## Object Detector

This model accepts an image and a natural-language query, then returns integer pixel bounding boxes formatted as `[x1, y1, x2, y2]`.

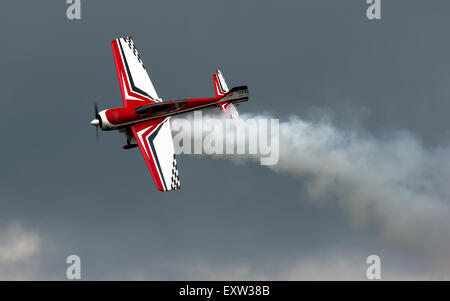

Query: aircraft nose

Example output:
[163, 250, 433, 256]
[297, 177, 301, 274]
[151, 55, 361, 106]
[90, 119, 100, 126]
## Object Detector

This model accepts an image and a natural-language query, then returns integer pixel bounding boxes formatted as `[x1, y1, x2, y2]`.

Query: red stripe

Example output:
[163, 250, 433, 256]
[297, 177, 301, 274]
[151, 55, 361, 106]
[131, 120, 166, 191]
[212, 74, 224, 97]
[111, 40, 154, 107]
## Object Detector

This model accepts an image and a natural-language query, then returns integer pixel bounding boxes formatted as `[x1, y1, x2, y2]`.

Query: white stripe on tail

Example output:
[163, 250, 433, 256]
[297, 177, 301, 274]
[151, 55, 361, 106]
[213, 69, 229, 97]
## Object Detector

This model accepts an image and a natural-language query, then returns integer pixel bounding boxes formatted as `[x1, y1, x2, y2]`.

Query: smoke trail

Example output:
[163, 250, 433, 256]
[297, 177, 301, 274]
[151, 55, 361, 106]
[171, 113, 450, 257]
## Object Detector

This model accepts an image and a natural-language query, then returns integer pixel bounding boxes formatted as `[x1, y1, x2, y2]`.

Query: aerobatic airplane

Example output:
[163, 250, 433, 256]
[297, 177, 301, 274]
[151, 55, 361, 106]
[90, 37, 249, 191]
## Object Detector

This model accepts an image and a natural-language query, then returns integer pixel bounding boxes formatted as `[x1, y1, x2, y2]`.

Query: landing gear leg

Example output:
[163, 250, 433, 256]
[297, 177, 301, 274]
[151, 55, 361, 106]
[122, 128, 138, 149]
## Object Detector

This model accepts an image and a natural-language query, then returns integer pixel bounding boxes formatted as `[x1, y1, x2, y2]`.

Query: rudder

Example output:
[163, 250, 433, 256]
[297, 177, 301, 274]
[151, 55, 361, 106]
[212, 69, 229, 97]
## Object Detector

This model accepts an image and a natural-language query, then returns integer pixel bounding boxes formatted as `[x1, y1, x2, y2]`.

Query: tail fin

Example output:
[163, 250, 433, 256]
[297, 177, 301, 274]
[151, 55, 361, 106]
[213, 69, 229, 97]
[213, 69, 249, 120]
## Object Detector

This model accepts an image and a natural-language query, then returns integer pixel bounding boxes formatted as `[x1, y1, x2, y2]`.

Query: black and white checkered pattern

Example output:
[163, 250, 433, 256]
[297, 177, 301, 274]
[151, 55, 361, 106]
[124, 36, 145, 69]
[170, 154, 181, 190]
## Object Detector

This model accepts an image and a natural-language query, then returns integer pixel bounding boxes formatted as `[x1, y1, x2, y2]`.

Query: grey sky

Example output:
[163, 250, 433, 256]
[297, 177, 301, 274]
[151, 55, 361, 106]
[1, 0, 450, 280]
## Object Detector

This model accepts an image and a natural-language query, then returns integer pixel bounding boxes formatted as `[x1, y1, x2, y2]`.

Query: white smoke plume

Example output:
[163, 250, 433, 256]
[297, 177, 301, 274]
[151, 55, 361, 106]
[172, 113, 450, 261]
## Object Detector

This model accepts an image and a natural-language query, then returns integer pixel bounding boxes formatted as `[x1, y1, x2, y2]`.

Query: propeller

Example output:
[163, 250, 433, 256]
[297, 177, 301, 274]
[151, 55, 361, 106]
[91, 102, 101, 142]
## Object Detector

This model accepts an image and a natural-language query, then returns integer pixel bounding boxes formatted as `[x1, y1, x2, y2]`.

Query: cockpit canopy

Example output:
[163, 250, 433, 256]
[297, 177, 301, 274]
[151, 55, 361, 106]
[135, 100, 187, 116]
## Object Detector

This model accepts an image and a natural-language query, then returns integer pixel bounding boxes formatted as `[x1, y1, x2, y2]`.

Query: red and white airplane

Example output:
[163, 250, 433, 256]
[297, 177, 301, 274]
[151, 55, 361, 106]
[90, 37, 248, 191]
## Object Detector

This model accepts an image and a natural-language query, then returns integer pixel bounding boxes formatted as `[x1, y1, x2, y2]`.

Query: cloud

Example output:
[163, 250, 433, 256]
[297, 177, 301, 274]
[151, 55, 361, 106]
[0, 223, 42, 280]
[282, 252, 439, 281]
[161, 262, 263, 281]
[123, 250, 440, 280]
[0, 224, 40, 263]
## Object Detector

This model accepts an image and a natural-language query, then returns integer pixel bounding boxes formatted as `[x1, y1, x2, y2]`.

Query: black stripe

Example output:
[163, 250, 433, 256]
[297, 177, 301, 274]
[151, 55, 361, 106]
[115, 100, 245, 130]
[147, 119, 169, 190]
[118, 40, 154, 101]
[217, 74, 227, 94]
[114, 94, 248, 130]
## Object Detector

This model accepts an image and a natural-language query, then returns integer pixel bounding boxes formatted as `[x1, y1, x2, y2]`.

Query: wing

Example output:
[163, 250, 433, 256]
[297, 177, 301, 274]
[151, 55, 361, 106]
[131, 117, 181, 191]
[111, 36, 161, 107]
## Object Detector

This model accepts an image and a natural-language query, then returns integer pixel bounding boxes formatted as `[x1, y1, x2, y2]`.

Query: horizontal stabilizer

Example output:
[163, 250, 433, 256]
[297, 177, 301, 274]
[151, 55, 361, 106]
[219, 102, 239, 120]
[220, 86, 249, 103]
[218, 86, 248, 120]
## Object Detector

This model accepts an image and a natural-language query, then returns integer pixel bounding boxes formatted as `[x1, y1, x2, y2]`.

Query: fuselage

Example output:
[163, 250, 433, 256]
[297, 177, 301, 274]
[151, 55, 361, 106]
[96, 96, 228, 131]
[91, 85, 249, 132]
